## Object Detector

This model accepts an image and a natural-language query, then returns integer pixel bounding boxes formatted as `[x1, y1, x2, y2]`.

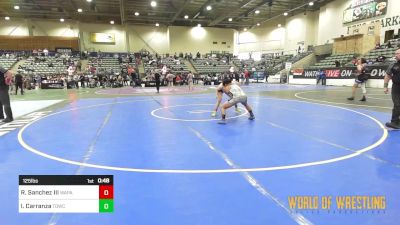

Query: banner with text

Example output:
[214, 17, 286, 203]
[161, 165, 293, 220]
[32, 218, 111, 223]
[292, 65, 387, 79]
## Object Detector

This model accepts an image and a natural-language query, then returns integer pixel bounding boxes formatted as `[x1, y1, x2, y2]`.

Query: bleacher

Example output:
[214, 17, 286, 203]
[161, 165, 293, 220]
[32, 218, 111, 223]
[89, 57, 121, 73]
[360, 38, 400, 65]
[20, 56, 79, 75]
[0, 57, 18, 70]
[383, 38, 400, 49]
[289, 51, 313, 63]
[191, 58, 231, 74]
[308, 53, 356, 69]
[233, 54, 293, 75]
[144, 57, 190, 74]
[363, 48, 397, 64]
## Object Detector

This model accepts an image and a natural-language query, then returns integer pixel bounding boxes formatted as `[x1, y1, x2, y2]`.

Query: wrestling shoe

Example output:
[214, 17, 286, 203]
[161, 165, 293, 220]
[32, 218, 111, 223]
[2, 118, 13, 123]
[218, 119, 227, 124]
[385, 122, 400, 129]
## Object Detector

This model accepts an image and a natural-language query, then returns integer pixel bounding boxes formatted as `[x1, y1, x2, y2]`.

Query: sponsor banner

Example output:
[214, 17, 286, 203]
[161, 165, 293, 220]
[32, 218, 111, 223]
[90, 33, 115, 44]
[292, 69, 304, 76]
[292, 65, 387, 79]
[368, 65, 387, 79]
[343, 0, 387, 24]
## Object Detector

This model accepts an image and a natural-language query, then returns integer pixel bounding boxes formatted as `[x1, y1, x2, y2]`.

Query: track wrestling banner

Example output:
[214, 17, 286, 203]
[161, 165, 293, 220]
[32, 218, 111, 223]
[292, 65, 387, 79]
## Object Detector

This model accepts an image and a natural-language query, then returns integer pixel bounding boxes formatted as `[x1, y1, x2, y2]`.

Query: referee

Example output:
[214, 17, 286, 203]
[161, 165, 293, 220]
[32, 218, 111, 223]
[384, 48, 400, 129]
[0, 66, 14, 123]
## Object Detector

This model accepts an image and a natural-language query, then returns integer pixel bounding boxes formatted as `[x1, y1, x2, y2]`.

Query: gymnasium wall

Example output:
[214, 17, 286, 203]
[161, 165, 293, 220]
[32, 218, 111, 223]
[284, 11, 319, 54]
[380, 0, 400, 39]
[236, 22, 285, 54]
[169, 26, 234, 54]
[316, 0, 349, 45]
[0, 20, 29, 36]
[32, 21, 79, 37]
[128, 25, 169, 54]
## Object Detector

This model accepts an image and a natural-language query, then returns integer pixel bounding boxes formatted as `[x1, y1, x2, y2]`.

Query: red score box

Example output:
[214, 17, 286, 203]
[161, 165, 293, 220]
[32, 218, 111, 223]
[99, 185, 114, 199]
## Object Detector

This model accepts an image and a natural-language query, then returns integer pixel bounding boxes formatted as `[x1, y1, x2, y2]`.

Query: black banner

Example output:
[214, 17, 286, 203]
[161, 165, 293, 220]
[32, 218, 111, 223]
[41, 82, 64, 89]
[292, 65, 387, 79]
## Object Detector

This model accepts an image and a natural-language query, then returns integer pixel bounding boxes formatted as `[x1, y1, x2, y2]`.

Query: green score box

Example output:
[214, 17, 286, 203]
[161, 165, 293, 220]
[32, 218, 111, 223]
[99, 199, 114, 213]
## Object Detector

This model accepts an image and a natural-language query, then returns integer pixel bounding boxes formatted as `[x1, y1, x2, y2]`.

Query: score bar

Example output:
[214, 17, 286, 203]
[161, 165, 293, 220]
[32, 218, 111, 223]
[19, 175, 114, 213]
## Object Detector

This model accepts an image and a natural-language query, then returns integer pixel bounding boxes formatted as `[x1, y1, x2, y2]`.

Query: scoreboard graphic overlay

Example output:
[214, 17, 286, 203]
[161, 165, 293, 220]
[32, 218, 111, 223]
[19, 175, 114, 213]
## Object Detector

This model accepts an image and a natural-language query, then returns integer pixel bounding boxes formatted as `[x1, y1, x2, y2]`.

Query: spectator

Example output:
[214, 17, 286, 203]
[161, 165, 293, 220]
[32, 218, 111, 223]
[43, 48, 49, 56]
[155, 71, 161, 93]
[387, 41, 392, 48]
[0, 67, 13, 123]
[175, 74, 182, 85]
[166, 73, 175, 89]
[14, 73, 24, 95]
[316, 69, 326, 85]
[187, 72, 194, 91]
[376, 55, 386, 62]
[244, 69, 250, 85]
[351, 57, 357, 65]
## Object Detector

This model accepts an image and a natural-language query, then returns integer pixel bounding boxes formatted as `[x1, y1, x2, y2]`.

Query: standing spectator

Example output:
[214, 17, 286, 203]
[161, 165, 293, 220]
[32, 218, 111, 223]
[175, 74, 182, 86]
[383, 48, 400, 129]
[166, 73, 175, 90]
[43, 48, 49, 56]
[79, 73, 85, 88]
[128, 66, 136, 87]
[0, 67, 13, 123]
[8, 74, 14, 95]
[316, 69, 326, 85]
[234, 72, 240, 82]
[76, 61, 82, 71]
[161, 65, 168, 76]
[155, 71, 161, 93]
[187, 72, 194, 91]
[244, 69, 250, 85]
[36, 74, 42, 89]
[15, 73, 24, 95]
